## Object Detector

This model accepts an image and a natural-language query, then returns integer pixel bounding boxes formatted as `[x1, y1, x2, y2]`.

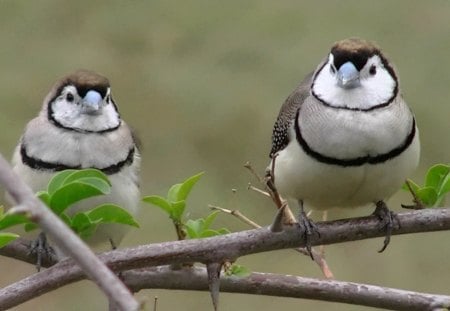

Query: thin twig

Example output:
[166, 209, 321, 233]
[209, 205, 261, 228]
[243, 161, 266, 185]
[0, 153, 139, 311]
[247, 183, 271, 197]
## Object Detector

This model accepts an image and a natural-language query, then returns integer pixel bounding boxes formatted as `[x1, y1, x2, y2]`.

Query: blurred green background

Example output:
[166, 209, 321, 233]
[0, 1, 449, 310]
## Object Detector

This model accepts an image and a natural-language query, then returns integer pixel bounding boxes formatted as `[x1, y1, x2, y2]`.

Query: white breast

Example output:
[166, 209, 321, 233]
[272, 97, 420, 210]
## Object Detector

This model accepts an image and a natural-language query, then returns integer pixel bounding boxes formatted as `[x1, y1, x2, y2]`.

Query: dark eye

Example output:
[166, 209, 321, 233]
[369, 65, 377, 75]
[66, 93, 74, 102]
[330, 64, 336, 74]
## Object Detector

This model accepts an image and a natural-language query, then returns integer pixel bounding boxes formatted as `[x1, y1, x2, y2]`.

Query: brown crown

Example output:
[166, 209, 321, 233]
[54, 69, 110, 99]
[330, 38, 383, 71]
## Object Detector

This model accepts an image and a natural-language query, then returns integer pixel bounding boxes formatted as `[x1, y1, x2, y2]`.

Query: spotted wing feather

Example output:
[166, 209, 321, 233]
[270, 72, 314, 157]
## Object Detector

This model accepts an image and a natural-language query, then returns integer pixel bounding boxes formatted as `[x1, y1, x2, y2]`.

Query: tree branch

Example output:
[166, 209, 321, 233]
[122, 266, 450, 311]
[0, 154, 139, 311]
[1, 208, 450, 309]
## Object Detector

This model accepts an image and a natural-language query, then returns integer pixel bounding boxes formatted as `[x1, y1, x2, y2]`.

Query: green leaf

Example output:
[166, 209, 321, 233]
[185, 218, 203, 238]
[59, 213, 72, 227]
[85, 204, 139, 227]
[228, 264, 251, 277]
[425, 164, 450, 189]
[402, 179, 420, 193]
[47, 170, 77, 195]
[0, 232, 19, 248]
[71, 213, 99, 239]
[200, 229, 222, 238]
[203, 211, 219, 230]
[63, 169, 111, 187]
[170, 200, 186, 221]
[166, 172, 204, 202]
[439, 174, 450, 197]
[78, 225, 99, 240]
[167, 183, 182, 203]
[142, 195, 172, 215]
[49, 178, 111, 215]
[416, 187, 438, 206]
[177, 172, 204, 201]
[71, 212, 101, 240]
[36, 191, 51, 206]
[0, 213, 30, 230]
[71, 213, 95, 231]
[217, 228, 231, 235]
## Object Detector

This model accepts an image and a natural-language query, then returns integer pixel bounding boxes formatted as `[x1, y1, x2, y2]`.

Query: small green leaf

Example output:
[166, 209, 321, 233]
[0, 232, 20, 248]
[200, 229, 222, 238]
[71, 213, 94, 231]
[47, 170, 77, 195]
[167, 183, 182, 203]
[185, 225, 198, 239]
[185, 219, 203, 238]
[49, 179, 111, 215]
[425, 164, 450, 189]
[203, 211, 219, 230]
[416, 187, 438, 207]
[63, 169, 111, 186]
[78, 225, 99, 240]
[142, 195, 172, 215]
[228, 264, 251, 277]
[0, 213, 30, 230]
[37, 191, 51, 206]
[170, 200, 186, 221]
[177, 172, 204, 201]
[71, 213, 99, 239]
[59, 213, 72, 227]
[438, 174, 450, 197]
[86, 204, 139, 227]
[217, 228, 231, 235]
[200, 228, 230, 238]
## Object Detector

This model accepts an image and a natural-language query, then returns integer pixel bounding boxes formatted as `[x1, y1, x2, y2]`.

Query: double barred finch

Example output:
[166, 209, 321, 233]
[12, 70, 141, 251]
[268, 38, 420, 253]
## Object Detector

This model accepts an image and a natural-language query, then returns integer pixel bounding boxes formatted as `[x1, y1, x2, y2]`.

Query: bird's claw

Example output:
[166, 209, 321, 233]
[298, 209, 320, 260]
[373, 201, 399, 253]
[28, 232, 56, 271]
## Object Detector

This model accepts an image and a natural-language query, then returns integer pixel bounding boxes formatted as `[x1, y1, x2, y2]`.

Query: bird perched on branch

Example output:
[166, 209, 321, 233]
[11, 70, 141, 255]
[268, 38, 420, 254]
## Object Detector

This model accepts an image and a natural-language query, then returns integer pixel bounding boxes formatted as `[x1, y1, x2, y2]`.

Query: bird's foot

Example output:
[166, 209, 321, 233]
[298, 209, 320, 260]
[373, 201, 399, 253]
[28, 232, 57, 271]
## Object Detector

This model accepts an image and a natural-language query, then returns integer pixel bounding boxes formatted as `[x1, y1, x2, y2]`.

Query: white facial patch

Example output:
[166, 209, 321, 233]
[312, 54, 397, 110]
[50, 85, 121, 132]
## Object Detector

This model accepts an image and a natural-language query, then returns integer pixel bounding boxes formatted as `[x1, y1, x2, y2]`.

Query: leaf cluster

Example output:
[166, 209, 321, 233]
[0, 169, 138, 243]
[405, 164, 450, 207]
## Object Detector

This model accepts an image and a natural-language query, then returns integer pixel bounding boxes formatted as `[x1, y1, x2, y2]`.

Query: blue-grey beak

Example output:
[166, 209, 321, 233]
[82, 90, 103, 114]
[337, 62, 360, 89]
